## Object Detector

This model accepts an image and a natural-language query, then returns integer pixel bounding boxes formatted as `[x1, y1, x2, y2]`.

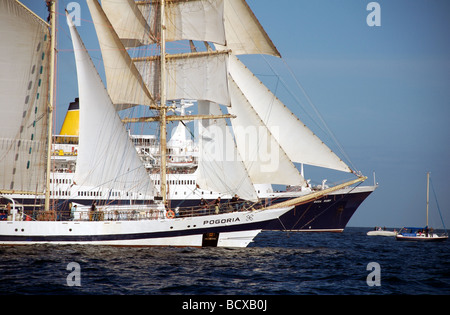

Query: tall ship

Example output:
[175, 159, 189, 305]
[40, 97, 375, 233]
[0, 0, 374, 247]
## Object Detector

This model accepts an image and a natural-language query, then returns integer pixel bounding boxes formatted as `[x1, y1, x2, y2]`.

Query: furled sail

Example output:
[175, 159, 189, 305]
[0, 0, 50, 194]
[67, 13, 154, 197]
[86, 0, 155, 110]
[196, 101, 258, 201]
[229, 55, 352, 173]
[228, 78, 306, 186]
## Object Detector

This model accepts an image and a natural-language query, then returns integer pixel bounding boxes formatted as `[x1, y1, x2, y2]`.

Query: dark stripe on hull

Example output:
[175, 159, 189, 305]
[0, 221, 264, 243]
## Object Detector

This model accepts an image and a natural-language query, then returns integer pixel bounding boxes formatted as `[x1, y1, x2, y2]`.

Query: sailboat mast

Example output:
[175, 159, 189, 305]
[426, 172, 430, 227]
[159, 0, 168, 205]
[45, 0, 57, 212]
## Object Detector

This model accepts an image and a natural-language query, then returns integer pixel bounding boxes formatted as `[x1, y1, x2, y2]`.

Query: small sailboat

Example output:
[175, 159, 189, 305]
[396, 173, 448, 242]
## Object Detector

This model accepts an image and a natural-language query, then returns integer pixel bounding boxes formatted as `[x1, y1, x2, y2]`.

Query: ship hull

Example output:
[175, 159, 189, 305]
[0, 207, 291, 248]
[2, 186, 375, 233]
[395, 235, 448, 242]
[263, 186, 375, 232]
[167, 186, 375, 232]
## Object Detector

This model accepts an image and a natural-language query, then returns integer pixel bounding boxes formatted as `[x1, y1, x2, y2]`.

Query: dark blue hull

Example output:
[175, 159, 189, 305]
[264, 189, 374, 232]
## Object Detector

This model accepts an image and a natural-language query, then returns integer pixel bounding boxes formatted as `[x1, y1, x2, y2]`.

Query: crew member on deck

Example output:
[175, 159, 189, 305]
[214, 197, 221, 214]
[200, 198, 207, 215]
[90, 201, 97, 221]
[231, 194, 240, 211]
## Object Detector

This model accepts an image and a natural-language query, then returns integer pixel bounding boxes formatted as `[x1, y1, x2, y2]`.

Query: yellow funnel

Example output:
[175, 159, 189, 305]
[60, 98, 79, 136]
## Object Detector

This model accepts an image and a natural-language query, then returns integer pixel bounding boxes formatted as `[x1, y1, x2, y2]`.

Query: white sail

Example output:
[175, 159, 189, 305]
[229, 55, 352, 173]
[100, 0, 156, 48]
[0, 0, 50, 193]
[103, 0, 226, 47]
[134, 51, 230, 105]
[196, 101, 257, 201]
[215, 0, 280, 57]
[161, 0, 226, 45]
[102, 0, 278, 57]
[228, 78, 305, 186]
[67, 14, 154, 197]
[86, 0, 155, 110]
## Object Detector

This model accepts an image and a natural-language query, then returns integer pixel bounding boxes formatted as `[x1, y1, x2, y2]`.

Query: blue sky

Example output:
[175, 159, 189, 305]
[22, 0, 450, 229]
[247, 0, 450, 229]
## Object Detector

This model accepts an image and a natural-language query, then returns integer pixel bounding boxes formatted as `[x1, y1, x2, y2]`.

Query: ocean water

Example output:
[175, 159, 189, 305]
[0, 228, 449, 295]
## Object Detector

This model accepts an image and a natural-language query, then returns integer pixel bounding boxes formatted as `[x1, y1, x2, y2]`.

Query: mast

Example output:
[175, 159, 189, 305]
[45, 0, 57, 212]
[426, 172, 430, 227]
[159, 0, 168, 205]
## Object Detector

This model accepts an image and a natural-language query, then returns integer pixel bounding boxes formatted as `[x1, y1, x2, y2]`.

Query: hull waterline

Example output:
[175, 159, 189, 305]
[395, 235, 448, 242]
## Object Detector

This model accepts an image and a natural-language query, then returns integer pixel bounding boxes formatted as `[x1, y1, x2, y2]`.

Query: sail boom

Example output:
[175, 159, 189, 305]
[132, 50, 231, 63]
[265, 177, 368, 210]
[122, 114, 236, 123]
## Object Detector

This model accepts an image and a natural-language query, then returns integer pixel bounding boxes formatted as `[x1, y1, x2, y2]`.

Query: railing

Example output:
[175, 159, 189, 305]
[1, 200, 267, 222]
